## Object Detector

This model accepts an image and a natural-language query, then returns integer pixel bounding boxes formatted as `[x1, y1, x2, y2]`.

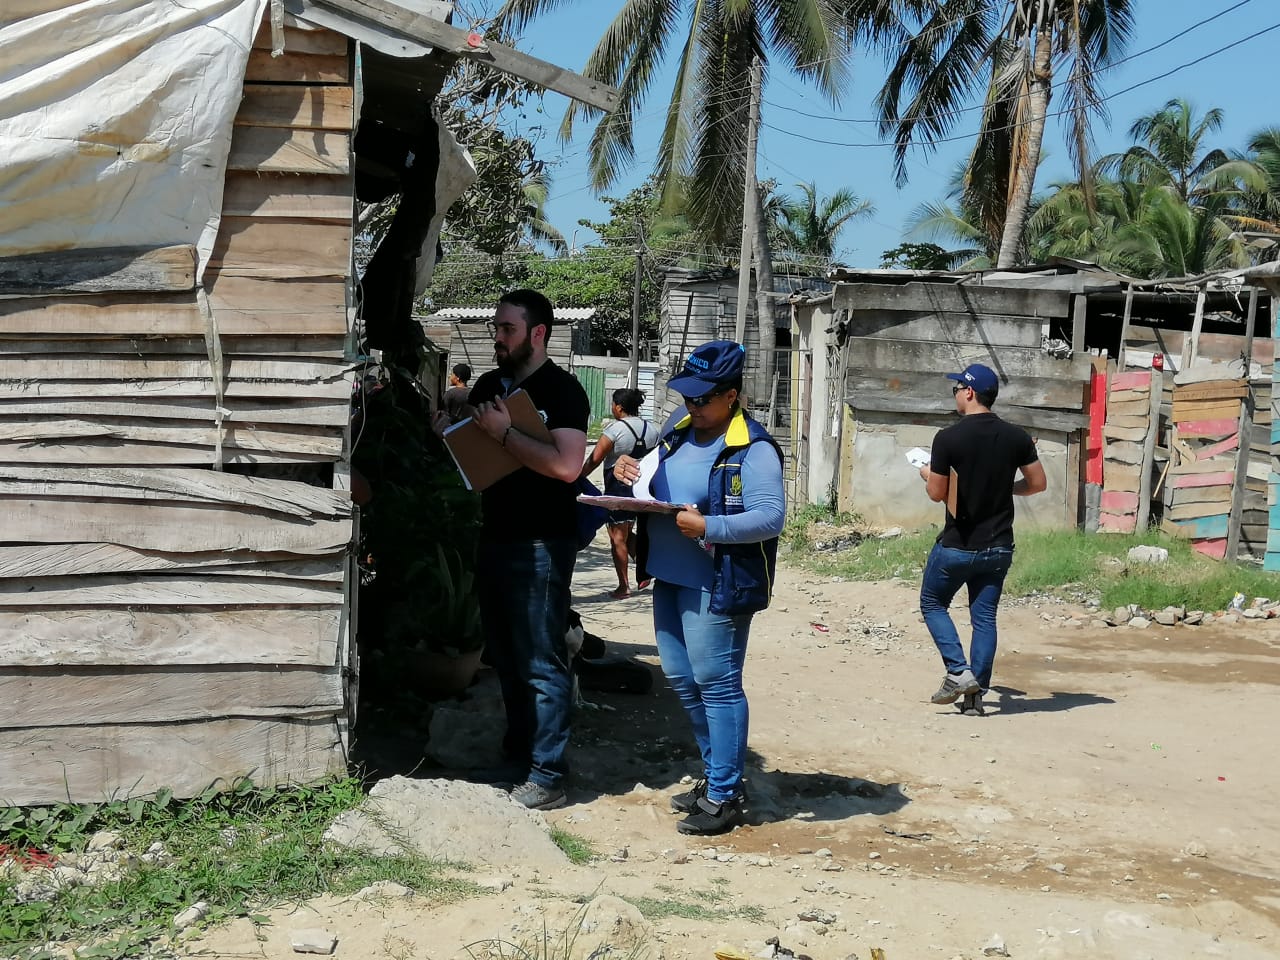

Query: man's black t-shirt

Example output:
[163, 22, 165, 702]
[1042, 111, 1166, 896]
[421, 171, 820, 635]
[930, 412, 1038, 550]
[468, 359, 589, 543]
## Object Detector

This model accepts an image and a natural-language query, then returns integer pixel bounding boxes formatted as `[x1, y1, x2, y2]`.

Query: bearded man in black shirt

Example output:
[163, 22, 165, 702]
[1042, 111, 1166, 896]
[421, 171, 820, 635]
[918, 364, 1047, 716]
[434, 290, 589, 808]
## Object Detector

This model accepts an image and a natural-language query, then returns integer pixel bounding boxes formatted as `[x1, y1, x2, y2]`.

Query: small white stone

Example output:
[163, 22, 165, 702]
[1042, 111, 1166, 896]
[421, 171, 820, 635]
[86, 830, 123, 852]
[814, 847, 833, 858]
[1156, 892, 1172, 901]
[982, 933, 1010, 957]
[291, 928, 338, 954]
[868, 852, 881, 860]
[172, 901, 209, 931]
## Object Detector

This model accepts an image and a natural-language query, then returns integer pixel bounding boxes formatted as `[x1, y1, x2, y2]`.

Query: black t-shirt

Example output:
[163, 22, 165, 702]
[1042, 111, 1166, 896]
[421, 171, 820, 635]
[930, 412, 1038, 550]
[468, 360, 589, 543]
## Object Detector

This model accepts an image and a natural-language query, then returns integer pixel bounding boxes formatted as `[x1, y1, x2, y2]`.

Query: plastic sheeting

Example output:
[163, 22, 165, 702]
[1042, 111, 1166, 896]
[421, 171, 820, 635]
[0, 0, 269, 270]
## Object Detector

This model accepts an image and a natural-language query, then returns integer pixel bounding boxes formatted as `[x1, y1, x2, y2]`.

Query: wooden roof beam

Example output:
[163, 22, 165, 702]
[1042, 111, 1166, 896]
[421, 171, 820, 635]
[310, 0, 620, 112]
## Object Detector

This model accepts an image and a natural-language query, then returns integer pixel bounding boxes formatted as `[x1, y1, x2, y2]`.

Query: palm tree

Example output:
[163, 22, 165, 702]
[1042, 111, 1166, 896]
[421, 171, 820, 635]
[518, 163, 568, 253]
[774, 181, 874, 266]
[847, 0, 1135, 268]
[495, 0, 850, 248]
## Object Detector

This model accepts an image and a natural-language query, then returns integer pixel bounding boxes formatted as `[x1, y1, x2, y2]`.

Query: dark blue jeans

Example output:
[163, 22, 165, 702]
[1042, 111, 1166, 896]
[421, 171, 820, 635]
[478, 538, 577, 789]
[652, 581, 753, 804]
[919, 543, 1014, 691]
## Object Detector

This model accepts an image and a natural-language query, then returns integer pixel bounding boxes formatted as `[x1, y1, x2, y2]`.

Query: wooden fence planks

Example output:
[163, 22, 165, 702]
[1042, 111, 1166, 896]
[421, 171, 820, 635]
[0, 245, 197, 296]
[221, 172, 354, 220]
[0, 718, 345, 806]
[0, 575, 342, 607]
[0, 608, 340, 667]
[234, 84, 354, 130]
[245, 50, 350, 84]
[834, 282, 1071, 318]
[0, 543, 344, 580]
[208, 217, 351, 279]
[844, 311, 1045, 349]
[226, 127, 350, 175]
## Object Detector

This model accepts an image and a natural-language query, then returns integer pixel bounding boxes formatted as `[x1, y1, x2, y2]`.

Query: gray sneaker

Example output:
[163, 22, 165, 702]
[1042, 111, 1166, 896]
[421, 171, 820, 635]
[931, 670, 980, 704]
[959, 692, 986, 716]
[510, 780, 567, 811]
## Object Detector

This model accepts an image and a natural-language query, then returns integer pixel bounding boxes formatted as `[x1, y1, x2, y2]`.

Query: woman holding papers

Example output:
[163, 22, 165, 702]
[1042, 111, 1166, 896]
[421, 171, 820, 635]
[580, 388, 659, 599]
[613, 340, 785, 836]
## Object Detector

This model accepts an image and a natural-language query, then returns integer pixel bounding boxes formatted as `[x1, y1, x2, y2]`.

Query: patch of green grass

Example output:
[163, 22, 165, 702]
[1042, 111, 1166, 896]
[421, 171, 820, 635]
[627, 880, 765, 923]
[785, 519, 1280, 611]
[0, 778, 474, 960]
[548, 827, 595, 865]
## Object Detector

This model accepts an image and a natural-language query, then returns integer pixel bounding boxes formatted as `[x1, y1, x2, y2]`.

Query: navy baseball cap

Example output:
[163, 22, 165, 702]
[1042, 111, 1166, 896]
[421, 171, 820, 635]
[668, 340, 746, 396]
[946, 363, 999, 396]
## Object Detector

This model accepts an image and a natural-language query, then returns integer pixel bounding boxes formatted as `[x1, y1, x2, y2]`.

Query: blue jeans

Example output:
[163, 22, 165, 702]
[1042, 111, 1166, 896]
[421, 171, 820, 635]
[919, 543, 1014, 691]
[478, 538, 577, 789]
[652, 581, 753, 803]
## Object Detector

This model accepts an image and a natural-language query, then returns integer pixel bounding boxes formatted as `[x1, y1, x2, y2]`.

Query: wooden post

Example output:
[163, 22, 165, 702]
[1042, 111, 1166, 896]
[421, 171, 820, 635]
[629, 227, 643, 389]
[1242, 287, 1259, 380]
[1226, 288, 1260, 560]
[1116, 284, 1134, 371]
[1070, 293, 1087, 355]
[733, 56, 762, 353]
[1184, 285, 1206, 370]
[1136, 372, 1162, 531]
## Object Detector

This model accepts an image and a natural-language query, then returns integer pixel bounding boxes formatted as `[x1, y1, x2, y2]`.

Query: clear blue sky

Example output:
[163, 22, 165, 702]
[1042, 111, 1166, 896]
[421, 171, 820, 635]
[470, 0, 1278, 266]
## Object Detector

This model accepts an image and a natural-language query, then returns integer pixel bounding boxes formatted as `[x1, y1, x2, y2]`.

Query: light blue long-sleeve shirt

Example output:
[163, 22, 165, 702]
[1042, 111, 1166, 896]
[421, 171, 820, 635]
[645, 434, 786, 591]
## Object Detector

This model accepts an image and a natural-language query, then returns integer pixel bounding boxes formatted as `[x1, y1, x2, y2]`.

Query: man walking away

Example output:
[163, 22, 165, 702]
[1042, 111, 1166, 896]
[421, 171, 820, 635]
[443, 362, 472, 423]
[918, 363, 1046, 716]
[434, 290, 589, 808]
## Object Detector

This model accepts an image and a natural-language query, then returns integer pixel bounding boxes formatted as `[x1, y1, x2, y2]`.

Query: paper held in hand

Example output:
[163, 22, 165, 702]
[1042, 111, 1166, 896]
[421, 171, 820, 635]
[442, 389, 552, 491]
[578, 448, 683, 514]
[905, 446, 931, 469]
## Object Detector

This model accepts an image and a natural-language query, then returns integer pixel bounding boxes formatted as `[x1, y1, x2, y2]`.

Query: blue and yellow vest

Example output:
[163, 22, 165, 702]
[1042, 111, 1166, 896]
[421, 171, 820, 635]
[636, 408, 783, 616]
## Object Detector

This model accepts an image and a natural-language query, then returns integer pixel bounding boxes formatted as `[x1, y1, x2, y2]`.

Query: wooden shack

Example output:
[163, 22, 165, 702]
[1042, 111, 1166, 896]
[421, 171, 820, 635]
[0, 0, 615, 804]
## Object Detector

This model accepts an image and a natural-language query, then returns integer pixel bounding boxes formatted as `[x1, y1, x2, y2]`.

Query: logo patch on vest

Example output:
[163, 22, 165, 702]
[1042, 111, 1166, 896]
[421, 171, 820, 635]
[730, 475, 743, 497]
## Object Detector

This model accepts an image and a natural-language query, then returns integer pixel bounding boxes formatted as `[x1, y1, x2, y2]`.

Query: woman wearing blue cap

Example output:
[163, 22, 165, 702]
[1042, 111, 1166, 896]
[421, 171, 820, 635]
[613, 340, 785, 835]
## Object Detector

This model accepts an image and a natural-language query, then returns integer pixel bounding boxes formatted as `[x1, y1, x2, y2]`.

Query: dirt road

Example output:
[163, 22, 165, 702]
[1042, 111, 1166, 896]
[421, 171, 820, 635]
[191, 541, 1280, 960]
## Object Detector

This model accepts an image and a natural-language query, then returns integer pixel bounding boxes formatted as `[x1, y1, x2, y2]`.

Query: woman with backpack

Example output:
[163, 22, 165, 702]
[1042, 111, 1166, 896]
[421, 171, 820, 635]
[580, 387, 659, 599]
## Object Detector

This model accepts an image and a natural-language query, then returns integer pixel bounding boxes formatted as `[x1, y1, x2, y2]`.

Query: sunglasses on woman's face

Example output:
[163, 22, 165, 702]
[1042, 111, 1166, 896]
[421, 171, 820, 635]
[685, 388, 726, 408]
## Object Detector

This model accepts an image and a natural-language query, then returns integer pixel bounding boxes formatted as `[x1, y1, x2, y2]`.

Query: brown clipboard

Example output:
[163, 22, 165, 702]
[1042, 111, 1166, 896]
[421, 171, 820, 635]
[442, 388, 553, 491]
[946, 467, 959, 518]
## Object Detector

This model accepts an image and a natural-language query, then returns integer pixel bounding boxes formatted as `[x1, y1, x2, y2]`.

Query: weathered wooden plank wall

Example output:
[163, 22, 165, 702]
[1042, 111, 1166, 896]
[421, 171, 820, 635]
[834, 281, 1088, 530]
[0, 15, 357, 804]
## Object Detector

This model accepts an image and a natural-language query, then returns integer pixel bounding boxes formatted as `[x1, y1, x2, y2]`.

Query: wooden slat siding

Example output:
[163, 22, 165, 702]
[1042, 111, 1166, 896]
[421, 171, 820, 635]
[0, 378, 351, 402]
[0, 398, 348, 427]
[1106, 414, 1148, 429]
[234, 85, 354, 130]
[0, 355, 350, 382]
[0, 245, 196, 296]
[1191, 538, 1229, 559]
[844, 396, 1087, 432]
[222, 172, 354, 219]
[0, 335, 348, 357]
[834, 282, 1071, 318]
[1104, 463, 1141, 493]
[1169, 499, 1232, 521]
[1128, 326, 1276, 364]
[1177, 418, 1240, 438]
[1099, 513, 1137, 532]
[0, 717, 344, 806]
[1183, 432, 1242, 461]
[1171, 381, 1249, 401]
[0, 293, 348, 337]
[1163, 515, 1231, 539]
[0, 441, 336, 467]
[1170, 485, 1233, 506]
[0, 575, 341, 607]
[245, 50, 350, 83]
[848, 339, 1091, 380]
[208, 218, 351, 278]
[1110, 371, 1151, 391]
[1100, 490, 1139, 512]
[844, 311, 1045, 349]
[0, 666, 342, 728]
[1106, 399, 1151, 418]
[0, 544, 343, 580]
[1170, 470, 1236, 489]
[252, 21, 349, 55]
[3, 500, 350, 553]
[0, 608, 340, 667]
[1104, 441, 1145, 465]
[226, 127, 350, 175]
[1103, 424, 1147, 442]
[1172, 399, 1245, 421]
[0, 420, 343, 458]
[0, 467, 350, 515]
[845, 371, 1086, 410]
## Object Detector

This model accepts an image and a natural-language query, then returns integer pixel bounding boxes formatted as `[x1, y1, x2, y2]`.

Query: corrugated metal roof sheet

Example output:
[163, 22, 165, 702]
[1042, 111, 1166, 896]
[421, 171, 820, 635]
[424, 306, 597, 322]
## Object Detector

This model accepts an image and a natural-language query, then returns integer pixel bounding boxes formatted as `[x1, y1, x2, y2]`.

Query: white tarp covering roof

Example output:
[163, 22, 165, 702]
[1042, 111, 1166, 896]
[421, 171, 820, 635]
[0, 0, 269, 269]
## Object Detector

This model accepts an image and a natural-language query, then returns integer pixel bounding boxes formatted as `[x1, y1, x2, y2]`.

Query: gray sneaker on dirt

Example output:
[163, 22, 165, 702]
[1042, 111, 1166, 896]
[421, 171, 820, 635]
[959, 692, 986, 716]
[931, 670, 980, 704]
[510, 781, 567, 811]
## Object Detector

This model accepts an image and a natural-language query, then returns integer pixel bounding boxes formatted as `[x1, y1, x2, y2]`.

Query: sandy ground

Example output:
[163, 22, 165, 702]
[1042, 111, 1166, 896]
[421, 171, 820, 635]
[187, 537, 1280, 960]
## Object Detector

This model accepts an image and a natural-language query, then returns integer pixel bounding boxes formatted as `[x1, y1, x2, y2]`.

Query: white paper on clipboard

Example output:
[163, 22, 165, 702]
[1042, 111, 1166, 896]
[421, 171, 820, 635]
[632, 447, 662, 501]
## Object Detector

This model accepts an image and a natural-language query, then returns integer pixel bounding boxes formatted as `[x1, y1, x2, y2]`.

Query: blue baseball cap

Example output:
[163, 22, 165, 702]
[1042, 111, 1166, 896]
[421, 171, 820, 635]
[668, 340, 747, 396]
[946, 363, 999, 396]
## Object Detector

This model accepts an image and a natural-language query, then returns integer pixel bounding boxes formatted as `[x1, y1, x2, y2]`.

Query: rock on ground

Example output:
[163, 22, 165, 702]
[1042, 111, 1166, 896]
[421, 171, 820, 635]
[323, 776, 567, 870]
